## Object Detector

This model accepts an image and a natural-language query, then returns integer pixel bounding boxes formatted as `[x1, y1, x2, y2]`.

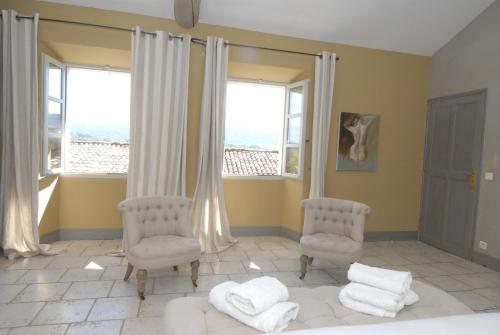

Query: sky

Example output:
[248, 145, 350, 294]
[66, 67, 131, 140]
[225, 81, 286, 150]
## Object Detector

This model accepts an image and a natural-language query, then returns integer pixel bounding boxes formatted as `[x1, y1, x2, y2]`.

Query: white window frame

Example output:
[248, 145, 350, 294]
[282, 80, 309, 179]
[223, 78, 286, 179]
[42, 58, 131, 176]
[62, 64, 131, 176]
[42, 53, 66, 176]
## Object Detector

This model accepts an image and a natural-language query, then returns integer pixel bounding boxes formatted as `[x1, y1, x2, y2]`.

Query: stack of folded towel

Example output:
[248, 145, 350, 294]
[338, 262, 420, 318]
[209, 276, 299, 333]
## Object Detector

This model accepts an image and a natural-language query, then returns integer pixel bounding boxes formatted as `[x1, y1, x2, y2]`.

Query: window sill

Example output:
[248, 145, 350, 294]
[223, 175, 285, 181]
[61, 173, 127, 179]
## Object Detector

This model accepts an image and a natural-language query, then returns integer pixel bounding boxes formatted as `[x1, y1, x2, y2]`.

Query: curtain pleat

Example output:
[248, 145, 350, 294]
[192, 36, 236, 253]
[127, 28, 191, 198]
[309, 51, 336, 198]
[0, 10, 40, 258]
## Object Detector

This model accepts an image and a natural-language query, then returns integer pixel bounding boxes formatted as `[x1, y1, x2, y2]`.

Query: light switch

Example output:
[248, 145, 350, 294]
[485, 172, 494, 181]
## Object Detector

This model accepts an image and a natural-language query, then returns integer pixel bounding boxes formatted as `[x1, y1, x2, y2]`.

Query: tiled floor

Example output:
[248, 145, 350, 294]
[1, 236, 500, 334]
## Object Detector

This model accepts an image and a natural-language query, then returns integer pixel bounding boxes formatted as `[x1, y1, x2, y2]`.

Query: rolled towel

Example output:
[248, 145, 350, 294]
[226, 276, 289, 315]
[348, 263, 412, 295]
[209, 281, 299, 333]
[340, 282, 419, 313]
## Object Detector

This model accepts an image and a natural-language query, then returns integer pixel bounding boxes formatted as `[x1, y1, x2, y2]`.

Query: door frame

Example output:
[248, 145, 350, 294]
[419, 89, 487, 259]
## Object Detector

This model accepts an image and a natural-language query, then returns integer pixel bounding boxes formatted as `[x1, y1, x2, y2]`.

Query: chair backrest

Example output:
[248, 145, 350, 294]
[118, 196, 193, 242]
[301, 197, 370, 242]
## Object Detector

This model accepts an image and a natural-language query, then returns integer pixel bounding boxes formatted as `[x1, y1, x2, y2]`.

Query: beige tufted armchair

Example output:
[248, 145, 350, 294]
[118, 196, 201, 299]
[299, 198, 370, 279]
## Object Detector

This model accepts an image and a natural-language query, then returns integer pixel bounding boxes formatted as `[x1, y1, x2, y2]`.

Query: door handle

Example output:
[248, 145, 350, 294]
[467, 168, 477, 190]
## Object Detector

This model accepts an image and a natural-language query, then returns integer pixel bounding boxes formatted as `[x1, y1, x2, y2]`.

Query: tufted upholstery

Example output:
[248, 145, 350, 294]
[300, 198, 370, 268]
[163, 280, 473, 335]
[118, 196, 201, 299]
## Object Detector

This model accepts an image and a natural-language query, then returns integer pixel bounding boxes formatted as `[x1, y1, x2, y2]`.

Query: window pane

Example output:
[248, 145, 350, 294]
[48, 64, 62, 99]
[224, 81, 285, 176]
[48, 100, 63, 133]
[287, 116, 301, 144]
[66, 67, 131, 174]
[288, 86, 303, 115]
[47, 135, 62, 170]
[285, 147, 299, 175]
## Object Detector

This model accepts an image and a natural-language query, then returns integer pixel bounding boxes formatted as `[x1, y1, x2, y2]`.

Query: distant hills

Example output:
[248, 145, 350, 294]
[70, 122, 280, 150]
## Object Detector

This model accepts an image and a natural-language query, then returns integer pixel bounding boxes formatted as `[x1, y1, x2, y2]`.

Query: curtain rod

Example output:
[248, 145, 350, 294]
[7, 14, 339, 61]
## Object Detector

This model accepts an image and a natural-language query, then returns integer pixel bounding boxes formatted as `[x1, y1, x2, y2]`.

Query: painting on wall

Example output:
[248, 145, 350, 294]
[337, 112, 380, 171]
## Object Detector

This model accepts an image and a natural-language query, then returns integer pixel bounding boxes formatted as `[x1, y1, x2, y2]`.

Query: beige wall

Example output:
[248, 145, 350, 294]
[2, 0, 430, 237]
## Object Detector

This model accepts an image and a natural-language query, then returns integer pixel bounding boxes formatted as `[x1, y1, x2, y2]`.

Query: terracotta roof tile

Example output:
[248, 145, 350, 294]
[68, 141, 279, 176]
[223, 148, 279, 176]
[68, 140, 128, 174]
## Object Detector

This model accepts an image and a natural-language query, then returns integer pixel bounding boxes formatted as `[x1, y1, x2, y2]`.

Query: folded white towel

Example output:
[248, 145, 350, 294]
[226, 276, 289, 315]
[348, 263, 412, 295]
[209, 281, 299, 333]
[339, 290, 397, 318]
[340, 282, 419, 313]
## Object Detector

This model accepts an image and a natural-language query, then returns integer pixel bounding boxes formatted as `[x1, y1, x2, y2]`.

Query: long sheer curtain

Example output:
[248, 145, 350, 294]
[127, 28, 191, 198]
[309, 51, 336, 198]
[192, 36, 236, 253]
[0, 10, 41, 258]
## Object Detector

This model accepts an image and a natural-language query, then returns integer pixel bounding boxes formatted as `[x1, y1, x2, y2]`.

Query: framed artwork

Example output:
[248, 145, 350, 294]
[337, 112, 379, 171]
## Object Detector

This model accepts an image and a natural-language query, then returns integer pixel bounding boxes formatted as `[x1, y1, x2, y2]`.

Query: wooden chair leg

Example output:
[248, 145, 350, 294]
[299, 255, 308, 280]
[307, 257, 314, 265]
[136, 269, 147, 300]
[124, 263, 134, 281]
[191, 260, 200, 287]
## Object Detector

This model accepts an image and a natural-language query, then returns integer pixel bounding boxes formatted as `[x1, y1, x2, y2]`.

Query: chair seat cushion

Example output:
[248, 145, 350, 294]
[300, 233, 362, 255]
[163, 280, 473, 335]
[130, 235, 200, 260]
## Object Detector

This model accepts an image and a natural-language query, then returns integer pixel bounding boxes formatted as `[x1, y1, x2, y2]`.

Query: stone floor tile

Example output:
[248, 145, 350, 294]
[16, 269, 66, 284]
[8, 324, 68, 335]
[121, 317, 164, 335]
[32, 299, 94, 325]
[59, 268, 104, 282]
[243, 259, 278, 273]
[211, 261, 246, 275]
[423, 275, 472, 292]
[88, 297, 140, 321]
[0, 284, 26, 303]
[0, 270, 27, 284]
[14, 283, 70, 302]
[64, 280, 114, 300]
[138, 294, 183, 318]
[109, 279, 153, 297]
[66, 320, 122, 335]
[8, 256, 54, 270]
[0, 302, 45, 328]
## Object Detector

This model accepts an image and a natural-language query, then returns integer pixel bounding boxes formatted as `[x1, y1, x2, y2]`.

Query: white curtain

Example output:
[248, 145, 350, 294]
[127, 27, 191, 198]
[309, 51, 336, 198]
[192, 36, 236, 253]
[0, 10, 41, 258]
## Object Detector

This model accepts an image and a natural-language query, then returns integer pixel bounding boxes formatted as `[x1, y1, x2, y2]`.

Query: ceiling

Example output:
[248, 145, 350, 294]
[42, 0, 495, 56]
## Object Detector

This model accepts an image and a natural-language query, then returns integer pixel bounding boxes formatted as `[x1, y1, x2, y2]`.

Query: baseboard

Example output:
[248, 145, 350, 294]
[41, 227, 417, 244]
[472, 252, 500, 272]
[59, 229, 123, 240]
[231, 226, 282, 237]
[39, 230, 60, 244]
[364, 231, 418, 241]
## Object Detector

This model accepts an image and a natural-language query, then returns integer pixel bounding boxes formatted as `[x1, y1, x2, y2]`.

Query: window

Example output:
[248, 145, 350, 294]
[42, 55, 66, 174]
[224, 79, 308, 178]
[283, 82, 308, 177]
[42, 55, 131, 175]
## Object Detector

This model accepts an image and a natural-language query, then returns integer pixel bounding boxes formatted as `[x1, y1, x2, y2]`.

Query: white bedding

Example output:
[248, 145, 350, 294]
[276, 313, 500, 335]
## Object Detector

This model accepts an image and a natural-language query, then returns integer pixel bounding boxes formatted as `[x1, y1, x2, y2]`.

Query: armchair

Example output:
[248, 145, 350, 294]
[299, 197, 370, 279]
[118, 196, 201, 299]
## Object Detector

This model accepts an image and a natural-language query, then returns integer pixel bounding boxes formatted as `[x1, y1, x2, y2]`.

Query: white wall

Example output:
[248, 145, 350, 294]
[429, 1, 500, 260]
